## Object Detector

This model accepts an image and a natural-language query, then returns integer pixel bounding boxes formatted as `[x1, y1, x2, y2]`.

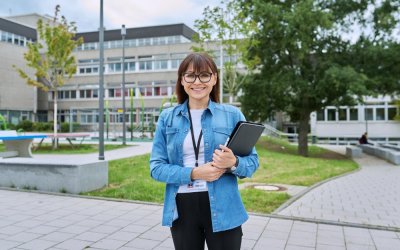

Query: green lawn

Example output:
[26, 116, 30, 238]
[84, 137, 358, 214]
[0, 142, 128, 154]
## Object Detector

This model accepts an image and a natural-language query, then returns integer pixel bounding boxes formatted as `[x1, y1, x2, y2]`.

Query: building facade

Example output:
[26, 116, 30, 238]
[0, 14, 221, 135]
[310, 96, 399, 144]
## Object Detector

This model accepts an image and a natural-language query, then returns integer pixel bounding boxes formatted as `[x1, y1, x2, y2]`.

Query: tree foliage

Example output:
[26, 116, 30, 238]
[193, 1, 259, 103]
[14, 5, 83, 148]
[236, 0, 400, 156]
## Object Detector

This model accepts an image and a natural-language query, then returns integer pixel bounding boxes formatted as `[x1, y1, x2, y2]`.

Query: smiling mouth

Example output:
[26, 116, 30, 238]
[191, 87, 206, 91]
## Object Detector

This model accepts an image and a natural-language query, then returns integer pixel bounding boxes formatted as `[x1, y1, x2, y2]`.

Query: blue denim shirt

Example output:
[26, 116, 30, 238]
[150, 100, 259, 232]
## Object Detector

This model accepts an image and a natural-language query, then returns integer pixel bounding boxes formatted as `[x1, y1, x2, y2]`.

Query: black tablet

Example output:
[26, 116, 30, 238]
[227, 121, 265, 156]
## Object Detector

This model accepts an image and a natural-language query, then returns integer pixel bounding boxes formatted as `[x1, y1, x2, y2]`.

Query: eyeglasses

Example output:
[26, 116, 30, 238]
[182, 72, 213, 83]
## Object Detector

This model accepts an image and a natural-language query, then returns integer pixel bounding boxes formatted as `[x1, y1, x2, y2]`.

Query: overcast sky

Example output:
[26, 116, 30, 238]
[0, 0, 221, 32]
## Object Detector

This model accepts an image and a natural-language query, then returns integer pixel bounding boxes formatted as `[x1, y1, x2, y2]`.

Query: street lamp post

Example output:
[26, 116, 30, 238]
[121, 24, 126, 145]
[98, 0, 105, 160]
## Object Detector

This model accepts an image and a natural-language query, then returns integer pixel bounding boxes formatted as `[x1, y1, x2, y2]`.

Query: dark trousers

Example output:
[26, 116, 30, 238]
[170, 192, 242, 250]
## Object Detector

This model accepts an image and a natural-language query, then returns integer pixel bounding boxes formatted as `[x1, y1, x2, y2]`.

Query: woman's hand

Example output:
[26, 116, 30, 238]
[191, 162, 225, 182]
[211, 145, 236, 169]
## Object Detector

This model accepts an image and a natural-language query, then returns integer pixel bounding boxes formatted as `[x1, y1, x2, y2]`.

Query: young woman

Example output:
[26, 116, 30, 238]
[150, 52, 259, 250]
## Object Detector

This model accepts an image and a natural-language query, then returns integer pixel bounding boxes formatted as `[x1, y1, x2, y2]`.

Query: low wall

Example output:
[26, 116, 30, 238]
[359, 145, 400, 165]
[0, 160, 108, 194]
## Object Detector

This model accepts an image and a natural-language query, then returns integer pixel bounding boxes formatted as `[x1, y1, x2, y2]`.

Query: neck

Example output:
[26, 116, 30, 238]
[188, 98, 209, 110]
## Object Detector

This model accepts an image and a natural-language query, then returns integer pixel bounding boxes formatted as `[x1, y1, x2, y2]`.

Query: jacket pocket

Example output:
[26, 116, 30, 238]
[212, 127, 233, 147]
[166, 127, 180, 153]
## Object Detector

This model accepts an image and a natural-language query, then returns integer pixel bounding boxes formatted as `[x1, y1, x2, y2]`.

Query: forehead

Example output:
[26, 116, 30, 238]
[185, 62, 211, 73]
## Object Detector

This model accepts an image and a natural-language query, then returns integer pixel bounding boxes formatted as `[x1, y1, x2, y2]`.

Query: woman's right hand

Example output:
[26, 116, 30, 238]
[191, 162, 225, 182]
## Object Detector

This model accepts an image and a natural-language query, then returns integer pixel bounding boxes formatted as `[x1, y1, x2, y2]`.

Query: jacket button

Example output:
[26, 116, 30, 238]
[213, 213, 216, 217]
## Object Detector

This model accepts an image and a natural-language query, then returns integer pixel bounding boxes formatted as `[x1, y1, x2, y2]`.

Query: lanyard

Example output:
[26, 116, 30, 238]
[187, 103, 203, 167]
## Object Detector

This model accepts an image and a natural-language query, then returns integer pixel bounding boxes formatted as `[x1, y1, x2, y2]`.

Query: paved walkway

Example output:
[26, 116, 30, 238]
[0, 144, 400, 249]
[277, 147, 400, 229]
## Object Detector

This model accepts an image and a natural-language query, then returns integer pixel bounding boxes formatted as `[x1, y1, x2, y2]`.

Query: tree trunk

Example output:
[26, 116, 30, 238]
[53, 91, 58, 149]
[297, 112, 310, 157]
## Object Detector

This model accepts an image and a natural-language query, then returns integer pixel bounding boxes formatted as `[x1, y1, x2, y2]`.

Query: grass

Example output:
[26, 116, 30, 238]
[84, 137, 358, 214]
[0, 142, 128, 154]
[84, 154, 165, 202]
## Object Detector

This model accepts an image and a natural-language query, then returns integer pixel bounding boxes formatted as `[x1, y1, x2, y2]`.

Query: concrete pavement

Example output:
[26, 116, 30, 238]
[0, 144, 399, 249]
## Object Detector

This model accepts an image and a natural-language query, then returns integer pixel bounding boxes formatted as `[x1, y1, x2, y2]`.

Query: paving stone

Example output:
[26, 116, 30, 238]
[74, 231, 108, 242]
[125, 237, 160, 249]
[18, 239, 57, 250]
[39, 231, 76, 242]
[90, 238, 127, 249]
[53, 239, 92, 249]
[5, 232, 42, 243]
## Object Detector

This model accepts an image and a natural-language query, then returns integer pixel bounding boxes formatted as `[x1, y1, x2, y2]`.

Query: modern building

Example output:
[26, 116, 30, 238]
[0, 13, 220, 136]
[310, 96, 399, 144]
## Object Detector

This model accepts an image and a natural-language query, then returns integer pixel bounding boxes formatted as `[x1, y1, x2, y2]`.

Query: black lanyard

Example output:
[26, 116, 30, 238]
[187, 103, 203, 167]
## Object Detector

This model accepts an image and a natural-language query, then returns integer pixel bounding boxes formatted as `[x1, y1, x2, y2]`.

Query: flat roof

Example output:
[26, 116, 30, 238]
[0, 17, 37, 40]
[75, 23, 197, 43]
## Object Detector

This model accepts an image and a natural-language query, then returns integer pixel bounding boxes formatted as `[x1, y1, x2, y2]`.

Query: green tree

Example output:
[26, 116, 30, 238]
[193, 0, 259, 103]
[236, 0, 400, 156]
[14, 5, 83, 148]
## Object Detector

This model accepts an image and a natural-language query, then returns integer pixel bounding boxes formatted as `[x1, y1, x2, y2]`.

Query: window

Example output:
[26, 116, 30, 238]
[79, 89, 98, 98]
[317, 110, 325, 121]
[154, 60, 168, 70]
[388, 107, 397, 120]
[349, 108, 358, 121]
[139, 56, 152, 70]
[327, 109, 336, 121]
[171, 53, 186, 69]
[108, 89, 115, 98]
[376, 108, 385, 121]
[365, 108, 373, 120]
[338, 109, 347, 121]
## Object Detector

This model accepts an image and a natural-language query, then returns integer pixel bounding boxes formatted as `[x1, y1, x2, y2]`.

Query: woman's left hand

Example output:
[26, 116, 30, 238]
[212, 145, 236, 169]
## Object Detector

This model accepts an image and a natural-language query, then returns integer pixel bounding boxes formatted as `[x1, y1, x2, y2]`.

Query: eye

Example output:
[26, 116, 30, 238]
[199, 73, 211, 78]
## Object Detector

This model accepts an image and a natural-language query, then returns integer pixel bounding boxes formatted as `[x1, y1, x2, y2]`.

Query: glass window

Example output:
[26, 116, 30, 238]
[71, 90, 76, 99]
[93, 89, 99, 98]
[388, 107, 397, 120]
[376, 108, 385, 120]
[86, 90, 92, 98]
[327, 109, 336, 121]
[108, 89, 115, 98]
[338, 109, 347, 121]
[317, 110, 325, 121]
[349, 108, 358, 121]
[365, 108, 373, 120]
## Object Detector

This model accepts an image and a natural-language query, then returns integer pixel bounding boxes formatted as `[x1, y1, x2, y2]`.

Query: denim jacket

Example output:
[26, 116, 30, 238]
[150, 100, 259, 232]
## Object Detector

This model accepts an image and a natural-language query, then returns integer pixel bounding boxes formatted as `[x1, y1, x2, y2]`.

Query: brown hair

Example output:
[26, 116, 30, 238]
[175, 52, 220, 104]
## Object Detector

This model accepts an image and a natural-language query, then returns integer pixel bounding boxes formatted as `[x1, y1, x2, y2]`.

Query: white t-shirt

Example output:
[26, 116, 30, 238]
[178, 109, 208, 193]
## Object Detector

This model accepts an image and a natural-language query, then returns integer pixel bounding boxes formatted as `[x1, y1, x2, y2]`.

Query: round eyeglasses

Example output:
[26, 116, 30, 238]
[182, 72, 213, 83]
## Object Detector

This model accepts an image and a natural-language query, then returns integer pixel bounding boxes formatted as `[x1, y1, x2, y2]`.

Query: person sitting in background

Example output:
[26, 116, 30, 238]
[359, 132, 372, 145]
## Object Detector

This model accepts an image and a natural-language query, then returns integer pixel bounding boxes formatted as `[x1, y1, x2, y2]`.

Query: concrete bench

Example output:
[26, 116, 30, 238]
[346, 146, 362, 158]
[0, 158, 108, 194]
[359, 144, 400, 165]
[0, 130, 47, 158]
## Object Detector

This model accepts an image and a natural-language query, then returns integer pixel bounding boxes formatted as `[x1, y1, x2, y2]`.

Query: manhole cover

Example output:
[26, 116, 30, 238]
[253, 185, 282, 191]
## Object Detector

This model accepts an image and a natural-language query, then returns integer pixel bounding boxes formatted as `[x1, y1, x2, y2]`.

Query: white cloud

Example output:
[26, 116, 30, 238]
[0, 0, 221, 32]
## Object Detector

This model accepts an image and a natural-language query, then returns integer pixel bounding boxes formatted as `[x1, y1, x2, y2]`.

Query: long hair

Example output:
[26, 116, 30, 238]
[175, 52, 220, 104]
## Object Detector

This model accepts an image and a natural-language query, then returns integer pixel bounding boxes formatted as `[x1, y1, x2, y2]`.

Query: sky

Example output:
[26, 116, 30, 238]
[0, 0, 221, 32]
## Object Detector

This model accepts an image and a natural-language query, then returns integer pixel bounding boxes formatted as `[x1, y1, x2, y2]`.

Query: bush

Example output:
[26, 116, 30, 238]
[33, 122, 52, 132]
[61, 122, 80, 132]
[16, 120, 33, 132]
